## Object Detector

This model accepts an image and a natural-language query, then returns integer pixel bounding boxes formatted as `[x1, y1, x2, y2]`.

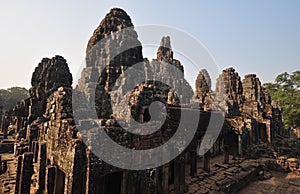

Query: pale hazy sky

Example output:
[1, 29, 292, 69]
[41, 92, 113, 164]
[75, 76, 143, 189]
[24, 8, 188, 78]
[0, 0, 299, 89]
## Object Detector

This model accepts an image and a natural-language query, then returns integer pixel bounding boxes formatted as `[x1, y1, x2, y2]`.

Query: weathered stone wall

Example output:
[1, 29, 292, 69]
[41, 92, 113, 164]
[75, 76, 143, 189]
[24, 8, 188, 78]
[150, 36, 193, 104]
[242, 74, 265, 119]
[29, 56, 72, 122]
[215, 67, 243, 116]
[76, 8, 144, 120]
[1, 99, 30, 137]
[0, 56, 74, 194]
[74, 8, 198, 194]
[42, 8, 284, 194]
[241, 74, 278, 143]
[194, 69, 212, 111]
[195, 68, 285, 163]
[1, 56, 72, 142]
[75, 10, 192, 123]
[41, 87, 86, 194]
[0, 7, 287, 194]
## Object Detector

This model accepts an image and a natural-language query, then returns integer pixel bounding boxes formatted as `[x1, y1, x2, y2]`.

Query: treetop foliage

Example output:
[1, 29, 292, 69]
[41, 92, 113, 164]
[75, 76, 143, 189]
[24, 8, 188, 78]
[0, 87, 29, 113]
[263, 71, 300, 129]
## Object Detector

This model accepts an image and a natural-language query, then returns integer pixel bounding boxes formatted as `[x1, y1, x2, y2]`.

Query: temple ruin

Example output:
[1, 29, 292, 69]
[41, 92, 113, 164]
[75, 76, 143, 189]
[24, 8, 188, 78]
[0, 7, 299, 194]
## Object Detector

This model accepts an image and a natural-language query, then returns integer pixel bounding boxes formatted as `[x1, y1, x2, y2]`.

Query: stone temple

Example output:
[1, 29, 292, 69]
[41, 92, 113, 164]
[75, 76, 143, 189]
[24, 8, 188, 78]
[1, 7, 300, 194]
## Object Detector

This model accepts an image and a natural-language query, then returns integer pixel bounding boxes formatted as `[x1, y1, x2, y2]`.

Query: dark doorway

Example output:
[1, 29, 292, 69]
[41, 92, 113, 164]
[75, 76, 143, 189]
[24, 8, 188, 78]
[104, 172, 122, 194]
[93, 172, 123, 194]
[225, 130, 238, 157]
[143, 108, 151, 122]
[258, 123, 267, 142]
[54, 168, 66, 194]
[47, 167, 56, 194]
[252, 127, 257, 143]
[46, 166, 66, 194]
[93, 174, 105, 194]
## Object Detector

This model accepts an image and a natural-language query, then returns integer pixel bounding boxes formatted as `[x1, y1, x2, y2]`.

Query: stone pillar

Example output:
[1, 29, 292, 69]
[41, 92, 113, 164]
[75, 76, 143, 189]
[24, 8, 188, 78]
[190, 151, 197, 177]
[249, 128, 253, 145]
[0, 107, 2, 131]
[255, 126, 259, 143]
[174, 154, 185, 194]
[266, 122, 271, 143]
[224, 145, 230, 164]
[2, 116, 8, 139]
[37, 142, 46, 194]
[19, 153, 34, 194]
[14, 143, 17, 156]
[31, 140, 35, 152]
[85, 149, 91, 194]
[156, 166, 163, 194]
[238, 134, 242, 156]
[33, 141, 39, 163]
[1, 160, 7, 174]
[219, 138, 223, 153]
[121, 171, 126, 194]
[203, 150, 211, 172]
[14, 155, 22, 194]
[0, 154, 2, 173]
[162, 164, 169, 194]
[31, 141, 36, 161]
[3, 129, 7, 139]
[16, 115, 22, 132]
[214, 140, 220, 155]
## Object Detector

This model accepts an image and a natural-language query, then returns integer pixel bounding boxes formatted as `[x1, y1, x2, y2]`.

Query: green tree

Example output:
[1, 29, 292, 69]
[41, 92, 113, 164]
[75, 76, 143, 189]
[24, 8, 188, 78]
[0, 87, 29, 112]
[291, 70, 300, 89]
[263, 71, 300, 129]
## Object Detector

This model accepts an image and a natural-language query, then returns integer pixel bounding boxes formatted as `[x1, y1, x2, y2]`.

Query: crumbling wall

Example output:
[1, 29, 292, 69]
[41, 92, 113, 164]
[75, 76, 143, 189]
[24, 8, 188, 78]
[75, 8, 144, 120]
[215, 67, 243, 117]
[194, 69, 212, 111]
[242, 74, 266, 119]
[74, 8, 195, 194]
[29, 56, 72, 121]
[149, 36, 193, 104]
[40, 87, 86, 194]
[1, 56, 72, 143]
[199, 68, 285, 162]
[2, 56, 76, 194]
[0, 7, 287, 194]
[241, 74, 280, 143]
